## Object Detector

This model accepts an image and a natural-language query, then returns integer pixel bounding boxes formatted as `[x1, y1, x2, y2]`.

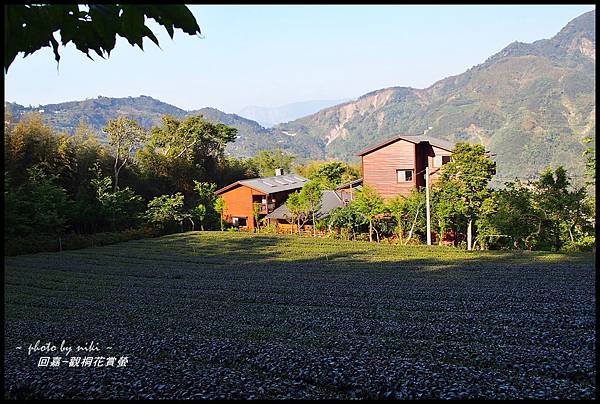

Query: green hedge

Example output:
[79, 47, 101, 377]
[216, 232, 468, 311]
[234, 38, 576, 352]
[4, 227, 160, 256]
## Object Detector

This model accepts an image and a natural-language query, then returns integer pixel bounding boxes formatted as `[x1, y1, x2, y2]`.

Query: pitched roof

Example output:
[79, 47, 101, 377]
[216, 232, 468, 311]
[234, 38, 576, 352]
[335, 178, 363, 190]
[266, 190, 346, 221]
[356, 134, 455, 156]
[215, 173, 308, 195]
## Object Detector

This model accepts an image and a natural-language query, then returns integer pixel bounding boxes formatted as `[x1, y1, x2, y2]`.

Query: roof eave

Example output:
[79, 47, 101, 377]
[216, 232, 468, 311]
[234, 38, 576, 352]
[214, 181, 268, 195]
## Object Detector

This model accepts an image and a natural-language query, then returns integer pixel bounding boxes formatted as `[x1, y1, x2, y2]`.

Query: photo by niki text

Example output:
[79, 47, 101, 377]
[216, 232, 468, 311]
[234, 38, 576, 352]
[16, 340, 129, 368]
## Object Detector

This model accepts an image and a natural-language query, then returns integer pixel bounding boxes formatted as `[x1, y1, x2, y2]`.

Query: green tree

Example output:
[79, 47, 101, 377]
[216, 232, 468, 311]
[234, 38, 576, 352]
[285, 192, 310, 234]
[144, 193, 186, 233]
[102, 116, 148, 191]
[301, 160, 360, 189]
[435, 143, 496, 250]
[5, 4, 201, 71]
[299, 180, 323, 236]
[533, 166, 588, 250]
[327, 204, 360, 240]
[137, 115, 237, 197]
[476, 180, 541, 250]
[190, 204, 207, 231]
[250, 148, 295, 177]
[353, 185, 385, 242]
[90, 168, 144, 231]
[192, 181, 219, 230]
[387, 190, 427, 244]
[214, 196, 226, 231]
[252, 202, 262, 232]
[431, 181, 464, 246]
[5, 166, 72, 240]
[217, 157, 260, 187]
[583, 136, 595, 194]
[4, 112, 62, 187]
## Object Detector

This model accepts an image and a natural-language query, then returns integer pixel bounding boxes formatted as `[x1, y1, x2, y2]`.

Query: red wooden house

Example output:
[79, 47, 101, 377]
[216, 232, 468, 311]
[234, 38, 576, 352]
[356, 134, 454, 199]
[214, 173, 308, 231]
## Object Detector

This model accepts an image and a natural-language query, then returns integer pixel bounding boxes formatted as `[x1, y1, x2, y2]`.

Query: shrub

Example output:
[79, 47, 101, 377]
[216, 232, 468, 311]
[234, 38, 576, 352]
[560, 236, 596, 253]
[260, 222, 278, 234]
[4, 228, 159, 256]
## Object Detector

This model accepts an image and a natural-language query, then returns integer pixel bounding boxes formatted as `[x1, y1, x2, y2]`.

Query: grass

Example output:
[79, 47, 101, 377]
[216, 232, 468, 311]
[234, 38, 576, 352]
[4, 231, 596, 399]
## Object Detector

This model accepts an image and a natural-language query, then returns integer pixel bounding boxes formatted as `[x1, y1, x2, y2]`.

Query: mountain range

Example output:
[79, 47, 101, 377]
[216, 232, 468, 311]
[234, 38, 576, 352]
[237, 99, 352, 128]
[5, 10, 595, 186]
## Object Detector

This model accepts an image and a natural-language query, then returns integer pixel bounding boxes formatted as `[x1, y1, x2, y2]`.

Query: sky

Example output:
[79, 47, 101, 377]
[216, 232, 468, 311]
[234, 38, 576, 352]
[4, 4, 596, 114]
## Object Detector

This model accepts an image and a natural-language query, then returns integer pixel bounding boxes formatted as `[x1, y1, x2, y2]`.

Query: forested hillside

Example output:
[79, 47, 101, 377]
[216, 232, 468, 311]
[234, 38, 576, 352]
[278, 10, 596, 185]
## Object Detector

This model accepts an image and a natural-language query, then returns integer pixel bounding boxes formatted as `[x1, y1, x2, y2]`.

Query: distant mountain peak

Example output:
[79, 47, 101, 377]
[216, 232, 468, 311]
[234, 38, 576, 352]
[275, 10, 595, 187]
[483, 9, 595, 66]
[238, 98, 352, 127]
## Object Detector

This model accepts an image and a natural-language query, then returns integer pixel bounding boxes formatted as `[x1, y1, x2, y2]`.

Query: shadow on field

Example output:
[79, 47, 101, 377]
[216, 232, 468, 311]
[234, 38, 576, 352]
[4, 231, 595, 400]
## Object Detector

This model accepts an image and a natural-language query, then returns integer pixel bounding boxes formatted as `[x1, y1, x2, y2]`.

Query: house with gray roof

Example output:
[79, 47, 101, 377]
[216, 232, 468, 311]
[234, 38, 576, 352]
[265, 190, 352, 232]
[214, 172, 308, 231]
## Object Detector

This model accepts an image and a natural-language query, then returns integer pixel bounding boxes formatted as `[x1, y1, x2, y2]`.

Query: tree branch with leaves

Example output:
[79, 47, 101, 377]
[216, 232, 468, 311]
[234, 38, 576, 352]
[5, 4, 201, 71]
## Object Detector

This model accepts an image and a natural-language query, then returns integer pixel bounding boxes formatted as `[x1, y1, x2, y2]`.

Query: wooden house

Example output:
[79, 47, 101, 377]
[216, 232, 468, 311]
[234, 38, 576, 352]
[214, 173, 308, 231]
[356, 134, 454, 199]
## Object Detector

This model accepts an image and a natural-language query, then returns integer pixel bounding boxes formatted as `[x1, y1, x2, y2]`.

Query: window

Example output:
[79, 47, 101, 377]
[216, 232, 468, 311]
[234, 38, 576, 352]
[232, 217, 247, 227]
[397, 169, 414, 183]
[433, 155, 452, 167]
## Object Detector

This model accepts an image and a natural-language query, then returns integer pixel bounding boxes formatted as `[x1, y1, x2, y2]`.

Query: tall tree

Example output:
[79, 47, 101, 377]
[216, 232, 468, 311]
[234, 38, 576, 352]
[103, 116, 148, 191]
[137, 115, 237, 196]
[192, 181, 219, 229]
[435, 143, 496, 250]
[533, 166, 588, 250]
[353, 185, 385, 242]
[298, 180, 323, 236]
[286, 192, 310, 234]
[303, 160, 360, 189]
[251, 148, 295, 177]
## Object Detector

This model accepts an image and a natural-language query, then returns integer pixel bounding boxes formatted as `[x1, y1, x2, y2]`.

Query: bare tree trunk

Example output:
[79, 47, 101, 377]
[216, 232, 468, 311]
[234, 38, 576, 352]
[467, 219, 473, 251]
[568, 224, 574, 243]
[404, 203, 422, 245]
[114, 160, 120, 191]
[369, 220, 373, 242]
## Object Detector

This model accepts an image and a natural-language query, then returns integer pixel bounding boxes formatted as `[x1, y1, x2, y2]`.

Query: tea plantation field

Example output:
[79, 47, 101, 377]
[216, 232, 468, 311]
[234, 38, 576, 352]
[4, 232, 596, 399]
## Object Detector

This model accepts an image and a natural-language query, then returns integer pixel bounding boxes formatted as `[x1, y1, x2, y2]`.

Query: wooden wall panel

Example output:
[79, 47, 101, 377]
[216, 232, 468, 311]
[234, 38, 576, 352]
[428, 146, 452, 184]
[362, 139, 416, 199]
[220, 185, 265, 231]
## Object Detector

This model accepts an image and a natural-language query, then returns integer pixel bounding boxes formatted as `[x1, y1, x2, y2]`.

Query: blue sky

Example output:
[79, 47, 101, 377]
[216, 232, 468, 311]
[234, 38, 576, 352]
[4, 5, 595, 113]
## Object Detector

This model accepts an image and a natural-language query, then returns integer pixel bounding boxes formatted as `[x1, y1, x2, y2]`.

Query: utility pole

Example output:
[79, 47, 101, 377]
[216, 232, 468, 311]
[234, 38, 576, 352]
[425, 166, 431, 245]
